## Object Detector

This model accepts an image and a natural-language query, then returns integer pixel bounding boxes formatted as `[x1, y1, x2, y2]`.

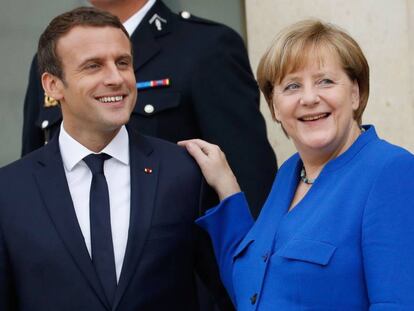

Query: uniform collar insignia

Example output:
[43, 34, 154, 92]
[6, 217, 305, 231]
[149, 13, 167, 31]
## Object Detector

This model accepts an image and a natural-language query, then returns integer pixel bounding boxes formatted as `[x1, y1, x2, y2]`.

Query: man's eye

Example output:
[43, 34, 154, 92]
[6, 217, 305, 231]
[117, 60, 131, 68]
[85, 63, 100, 70]
[284, 83, 300, 91]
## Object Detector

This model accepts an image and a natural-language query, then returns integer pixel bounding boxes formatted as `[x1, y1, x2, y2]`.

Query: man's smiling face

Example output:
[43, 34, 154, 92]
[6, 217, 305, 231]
[52, 25, 136, 138]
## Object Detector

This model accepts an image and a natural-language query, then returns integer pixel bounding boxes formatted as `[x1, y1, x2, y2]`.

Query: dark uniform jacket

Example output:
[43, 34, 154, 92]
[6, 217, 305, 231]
[21, 0, 277, 216]
[0, 129, 233, 311]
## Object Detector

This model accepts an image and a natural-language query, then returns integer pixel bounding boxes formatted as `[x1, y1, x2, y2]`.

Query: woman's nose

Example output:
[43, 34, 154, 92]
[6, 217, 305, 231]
[299, 86, 320, 106]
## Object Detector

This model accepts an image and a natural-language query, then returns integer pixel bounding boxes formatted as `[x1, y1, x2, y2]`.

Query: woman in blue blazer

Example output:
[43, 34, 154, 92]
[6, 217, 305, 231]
[180, 20, 414, 310]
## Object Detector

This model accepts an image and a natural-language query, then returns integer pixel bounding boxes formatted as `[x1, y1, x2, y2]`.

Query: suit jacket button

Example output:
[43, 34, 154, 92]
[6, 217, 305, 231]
[144, 104, 155, 114]
[250, 293, 257, 305]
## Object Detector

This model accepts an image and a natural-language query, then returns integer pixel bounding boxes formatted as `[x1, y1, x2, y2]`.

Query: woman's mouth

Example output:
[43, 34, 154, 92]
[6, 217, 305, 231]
[299, 113, 331, 122]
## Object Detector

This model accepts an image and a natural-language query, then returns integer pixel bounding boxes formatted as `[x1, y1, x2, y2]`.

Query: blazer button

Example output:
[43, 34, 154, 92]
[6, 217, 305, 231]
[250, 293, 258, 305]
[144, 104, 155, 114]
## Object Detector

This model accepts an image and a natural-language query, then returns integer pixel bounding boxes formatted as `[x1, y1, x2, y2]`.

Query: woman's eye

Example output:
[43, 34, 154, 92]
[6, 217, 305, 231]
[319, 78, 334, 85]
[284, 83, 300, 91]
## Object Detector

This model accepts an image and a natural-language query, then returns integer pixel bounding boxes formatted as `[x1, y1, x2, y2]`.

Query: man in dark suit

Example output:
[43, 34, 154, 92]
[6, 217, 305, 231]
[22, 0, 277, 218]
[0, 7, 232, 310]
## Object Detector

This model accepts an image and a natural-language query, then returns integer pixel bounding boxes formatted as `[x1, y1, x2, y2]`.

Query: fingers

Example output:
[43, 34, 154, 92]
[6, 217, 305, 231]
[178, 139, 221, 157]
[185, 141, 209, 165]
[178, 139, 241, 200]
[179, 139, 216, 151]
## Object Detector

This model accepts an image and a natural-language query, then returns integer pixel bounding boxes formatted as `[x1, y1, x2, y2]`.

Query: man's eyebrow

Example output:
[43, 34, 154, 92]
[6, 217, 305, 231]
[116, 53, 133, 61]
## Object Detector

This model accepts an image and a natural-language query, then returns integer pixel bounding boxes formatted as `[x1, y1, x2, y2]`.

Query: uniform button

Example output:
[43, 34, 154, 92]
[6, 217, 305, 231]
[250, 293, 258, 305]
[181, 11, 191, 19]
[144, 104, 155, 114]
[41, 120, 49, 129]
[262, 252, 269, 262]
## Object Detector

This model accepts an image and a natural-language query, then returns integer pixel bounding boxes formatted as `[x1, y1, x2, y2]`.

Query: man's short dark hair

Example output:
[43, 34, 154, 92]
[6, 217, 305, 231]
[37, 6, 130, 81]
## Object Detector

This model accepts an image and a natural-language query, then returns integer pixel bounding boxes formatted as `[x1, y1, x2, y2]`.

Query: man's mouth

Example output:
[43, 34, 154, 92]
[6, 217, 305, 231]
[96, 95, 125, 103]
[299, 113, 331, 122]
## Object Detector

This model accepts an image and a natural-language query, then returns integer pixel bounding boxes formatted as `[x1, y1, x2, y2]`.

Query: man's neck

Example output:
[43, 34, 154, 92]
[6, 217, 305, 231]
[92, 0, 150, 23]
[63, 123, 121, 153]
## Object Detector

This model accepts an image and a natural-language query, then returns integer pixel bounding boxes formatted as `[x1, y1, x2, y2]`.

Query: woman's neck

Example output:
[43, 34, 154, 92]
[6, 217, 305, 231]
[298, 122, 362, 181]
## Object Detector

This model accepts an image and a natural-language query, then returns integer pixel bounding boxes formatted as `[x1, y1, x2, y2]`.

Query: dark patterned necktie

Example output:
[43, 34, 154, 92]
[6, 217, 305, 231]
[83, 153, 117, 305]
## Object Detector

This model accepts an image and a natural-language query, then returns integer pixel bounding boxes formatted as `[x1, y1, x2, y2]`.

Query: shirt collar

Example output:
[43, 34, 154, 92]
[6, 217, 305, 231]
[123, 0, 156, 36]
[59, 123, 130, 172]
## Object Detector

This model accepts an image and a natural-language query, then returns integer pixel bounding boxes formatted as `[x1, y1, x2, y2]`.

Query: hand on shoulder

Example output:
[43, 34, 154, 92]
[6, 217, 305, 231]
[178, 139, 241, 201]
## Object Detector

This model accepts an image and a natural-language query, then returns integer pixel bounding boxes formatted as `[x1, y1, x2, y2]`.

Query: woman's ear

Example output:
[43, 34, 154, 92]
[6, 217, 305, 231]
[351, 80, 360, 111]
[272, 94, 281, 123]
[41, 72, 64, 101]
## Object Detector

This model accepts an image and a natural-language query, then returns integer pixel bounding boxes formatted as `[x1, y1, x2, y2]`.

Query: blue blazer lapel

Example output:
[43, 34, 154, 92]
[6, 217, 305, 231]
[113, 129, 159, 310]
[33, 136, 110, 310]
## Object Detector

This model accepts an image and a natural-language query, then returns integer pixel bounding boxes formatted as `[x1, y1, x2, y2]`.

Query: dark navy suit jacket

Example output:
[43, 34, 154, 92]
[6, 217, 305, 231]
[0, 128, 232, 311]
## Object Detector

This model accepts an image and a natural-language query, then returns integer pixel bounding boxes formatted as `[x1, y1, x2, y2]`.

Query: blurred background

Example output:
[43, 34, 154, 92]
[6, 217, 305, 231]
[1, 0, 413, 166]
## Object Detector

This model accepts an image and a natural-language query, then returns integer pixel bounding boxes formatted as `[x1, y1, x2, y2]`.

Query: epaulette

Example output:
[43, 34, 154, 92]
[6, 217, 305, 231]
[178, 10, 221, 26]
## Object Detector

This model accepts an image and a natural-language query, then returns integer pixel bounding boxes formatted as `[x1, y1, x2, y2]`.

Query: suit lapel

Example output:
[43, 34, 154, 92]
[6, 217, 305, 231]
[33, 136, 110, 310]
[113, 129, 159, 310]
[132, 0, 174, 72]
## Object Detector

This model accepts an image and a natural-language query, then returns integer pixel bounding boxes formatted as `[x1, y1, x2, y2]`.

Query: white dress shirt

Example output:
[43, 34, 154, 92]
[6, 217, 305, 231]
[59, 124, 131, 282]
[123, 0, 156, 36]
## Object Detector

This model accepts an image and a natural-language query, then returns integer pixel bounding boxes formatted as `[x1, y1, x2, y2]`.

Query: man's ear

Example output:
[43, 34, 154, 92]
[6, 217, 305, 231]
[41, 72, 64, 101]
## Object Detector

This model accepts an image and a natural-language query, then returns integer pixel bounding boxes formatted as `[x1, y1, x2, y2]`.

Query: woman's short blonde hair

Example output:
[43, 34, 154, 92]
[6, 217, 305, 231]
[257, 19, 369, 125]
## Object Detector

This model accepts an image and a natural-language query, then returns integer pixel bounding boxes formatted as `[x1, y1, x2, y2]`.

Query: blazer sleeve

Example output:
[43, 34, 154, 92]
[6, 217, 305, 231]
[362, 153, 414, 310]
[196, 192, 254, 303]
[21, 55, 45, 156]
[189, 28, 277, 218]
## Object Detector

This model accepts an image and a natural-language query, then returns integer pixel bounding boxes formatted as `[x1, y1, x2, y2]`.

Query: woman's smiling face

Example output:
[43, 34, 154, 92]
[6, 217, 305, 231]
[272, 48, 361, 158]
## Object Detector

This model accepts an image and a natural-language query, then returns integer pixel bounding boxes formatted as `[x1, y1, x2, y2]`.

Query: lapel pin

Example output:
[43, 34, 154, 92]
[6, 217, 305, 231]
[149, 13, 167, 31]
[136, 78, 170, 90]
[144, 168, 153, 174]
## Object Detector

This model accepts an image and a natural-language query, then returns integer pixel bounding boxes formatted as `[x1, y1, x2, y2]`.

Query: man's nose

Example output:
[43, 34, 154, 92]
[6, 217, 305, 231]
[103, 64, 123, 86]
